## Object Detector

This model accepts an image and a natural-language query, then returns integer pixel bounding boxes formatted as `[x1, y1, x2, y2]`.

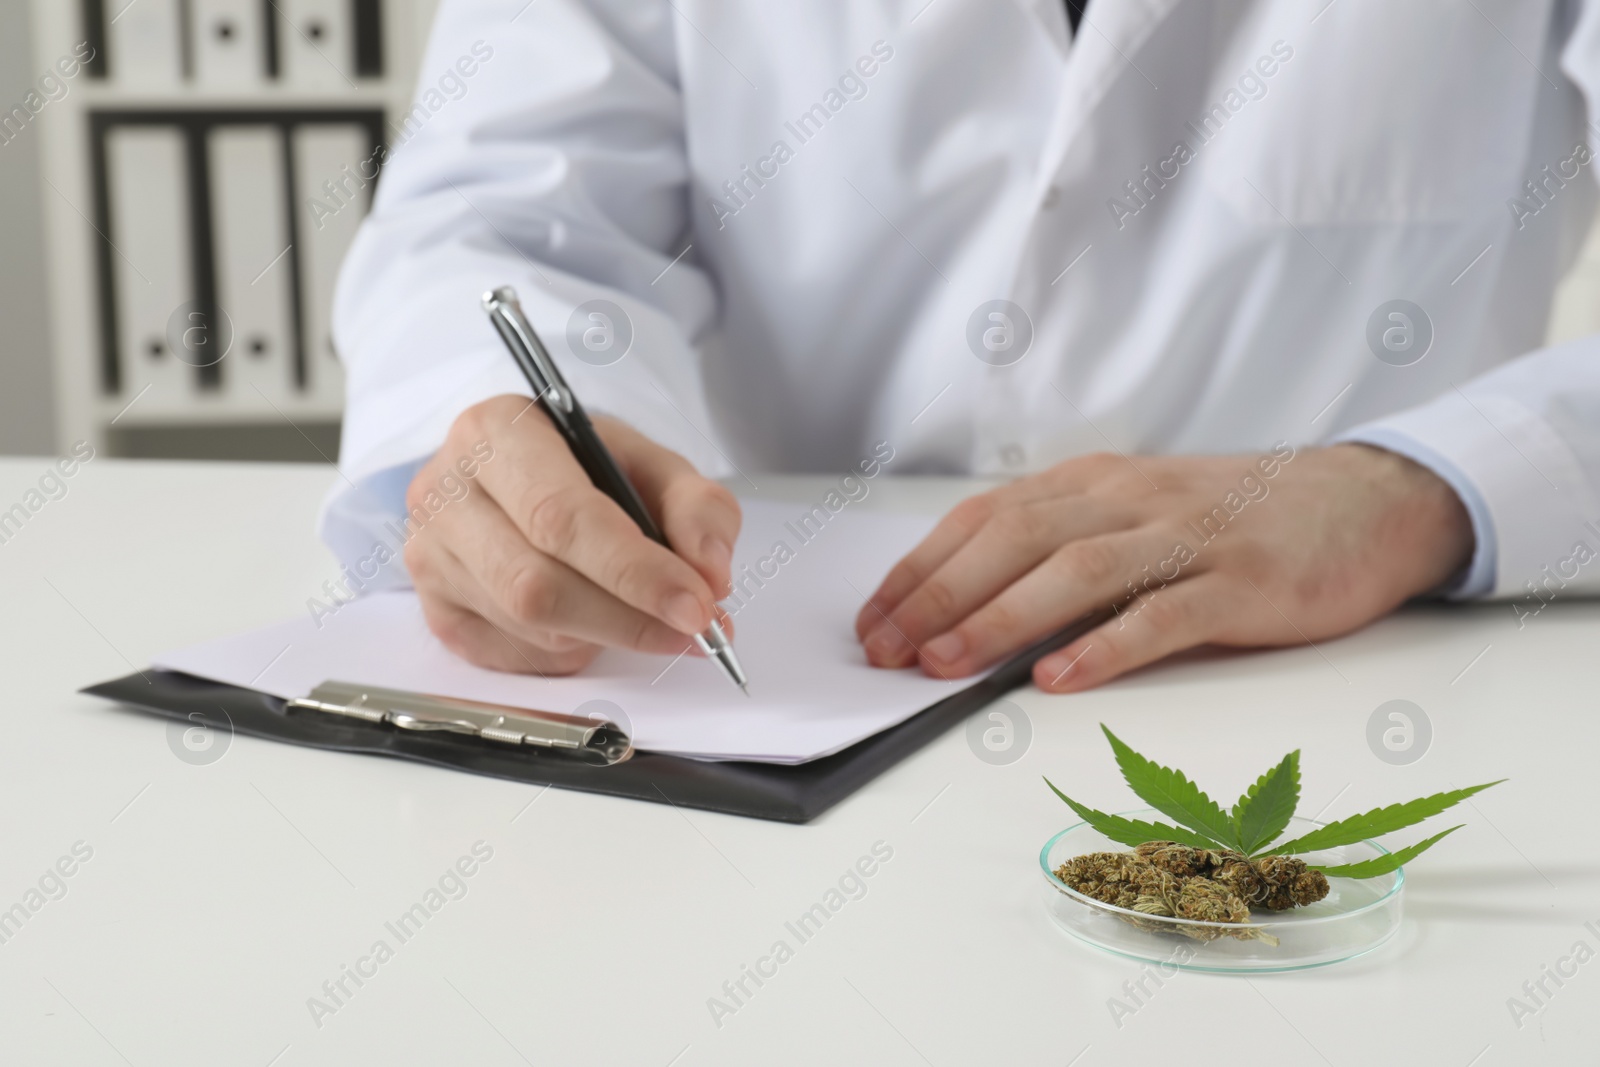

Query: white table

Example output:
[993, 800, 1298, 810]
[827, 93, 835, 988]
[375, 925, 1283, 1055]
[0, 456, 1594, 1066]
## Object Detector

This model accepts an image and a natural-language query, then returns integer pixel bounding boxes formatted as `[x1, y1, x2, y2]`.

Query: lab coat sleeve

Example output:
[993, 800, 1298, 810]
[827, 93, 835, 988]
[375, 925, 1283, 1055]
[1334, 342, 1600, 601]
[1337, 343, 1600, 604]
[1338, 3, 1600, 601]
[318, 0, 727, 571]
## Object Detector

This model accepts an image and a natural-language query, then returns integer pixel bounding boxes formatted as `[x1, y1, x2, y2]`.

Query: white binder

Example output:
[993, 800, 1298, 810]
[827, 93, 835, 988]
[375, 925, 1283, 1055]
[106, 127, 196, 416]
[108, 0, 183, 87]
[291, 124, 368, 404]
[193, 0, 265, 86]
[278, 0, 353, 88]
[209, 126, 296, 408]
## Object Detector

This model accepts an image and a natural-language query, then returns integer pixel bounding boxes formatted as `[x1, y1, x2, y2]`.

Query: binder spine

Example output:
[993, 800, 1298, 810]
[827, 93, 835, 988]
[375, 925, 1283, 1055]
[81, 0, 109, 79]
[352, 0, 382, 77]
[261, 0, 280, 78]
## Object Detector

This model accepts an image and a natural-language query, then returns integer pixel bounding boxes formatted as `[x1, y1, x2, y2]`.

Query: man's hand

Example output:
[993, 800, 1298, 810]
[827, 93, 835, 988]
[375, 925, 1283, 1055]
[854, 444, 1474, 692]
[405, 395, 739, 674]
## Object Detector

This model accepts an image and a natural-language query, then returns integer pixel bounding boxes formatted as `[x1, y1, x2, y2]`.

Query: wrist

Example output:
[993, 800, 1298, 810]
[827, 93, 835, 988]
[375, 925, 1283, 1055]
[1336, 443, 1476, 595]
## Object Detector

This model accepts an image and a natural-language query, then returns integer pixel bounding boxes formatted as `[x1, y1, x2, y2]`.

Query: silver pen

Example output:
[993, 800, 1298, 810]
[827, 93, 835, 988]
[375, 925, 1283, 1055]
[482, 287, 749, 695]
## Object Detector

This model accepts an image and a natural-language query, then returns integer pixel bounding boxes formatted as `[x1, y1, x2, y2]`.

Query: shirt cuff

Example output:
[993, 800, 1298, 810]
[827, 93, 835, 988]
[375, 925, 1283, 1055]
[1333, 426, 1497, 598]
[1334, 383, 1600, 601]
[317, 457, 429, 592]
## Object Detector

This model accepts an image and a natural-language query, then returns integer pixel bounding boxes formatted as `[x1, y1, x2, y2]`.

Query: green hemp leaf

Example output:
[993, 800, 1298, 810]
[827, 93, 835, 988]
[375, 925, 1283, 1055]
[1043, 778, 1223, 850]
[1310, 826, 1462, 879]
[1047, 726, 1505, 881]
[1231, 749, 1301, 855]
[1100, 726, 1242, 851]
[1264, 781, 1506, 857]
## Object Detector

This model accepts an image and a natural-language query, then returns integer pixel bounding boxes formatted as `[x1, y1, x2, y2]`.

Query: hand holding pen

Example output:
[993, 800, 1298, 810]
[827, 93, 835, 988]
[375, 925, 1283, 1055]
[483, 287, 748, 691]
[393, 296, 746, 686]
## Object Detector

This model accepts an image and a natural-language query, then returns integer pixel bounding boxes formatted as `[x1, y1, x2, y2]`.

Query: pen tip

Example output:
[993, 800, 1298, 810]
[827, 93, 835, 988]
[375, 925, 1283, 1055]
[739, 683, 751, 698]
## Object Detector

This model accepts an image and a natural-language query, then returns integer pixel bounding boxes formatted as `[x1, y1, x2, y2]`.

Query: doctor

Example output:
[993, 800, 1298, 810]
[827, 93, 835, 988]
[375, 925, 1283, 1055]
[325, 0, 1600, 692]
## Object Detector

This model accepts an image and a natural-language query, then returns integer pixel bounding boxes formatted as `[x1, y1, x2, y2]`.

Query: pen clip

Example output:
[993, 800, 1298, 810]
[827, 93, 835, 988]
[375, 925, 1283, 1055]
[481, 287, 575, 415]
[286, 680, 632, 766]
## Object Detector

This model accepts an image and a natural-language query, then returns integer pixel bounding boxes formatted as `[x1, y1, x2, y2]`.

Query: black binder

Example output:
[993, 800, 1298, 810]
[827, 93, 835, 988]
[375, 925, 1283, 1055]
[81, 614, 1100, 823]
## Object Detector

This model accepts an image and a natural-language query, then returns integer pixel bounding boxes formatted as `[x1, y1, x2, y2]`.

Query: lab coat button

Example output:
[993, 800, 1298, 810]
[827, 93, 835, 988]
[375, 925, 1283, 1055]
[1041, 185, 1061, 210]
[1000, 443, 1026, 468]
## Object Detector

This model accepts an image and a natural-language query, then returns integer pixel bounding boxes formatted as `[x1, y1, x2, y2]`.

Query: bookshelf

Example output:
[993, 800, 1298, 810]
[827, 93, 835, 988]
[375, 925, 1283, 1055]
[25, 0, 437, 458]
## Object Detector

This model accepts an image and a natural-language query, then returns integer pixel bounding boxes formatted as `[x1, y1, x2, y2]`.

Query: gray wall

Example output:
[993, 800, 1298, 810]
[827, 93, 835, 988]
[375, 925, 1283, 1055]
[0, 0, 58, 455]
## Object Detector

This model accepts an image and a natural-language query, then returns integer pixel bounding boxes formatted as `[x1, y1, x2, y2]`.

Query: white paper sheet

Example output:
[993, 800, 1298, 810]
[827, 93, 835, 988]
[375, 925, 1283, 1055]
[153, 501, 968, 763]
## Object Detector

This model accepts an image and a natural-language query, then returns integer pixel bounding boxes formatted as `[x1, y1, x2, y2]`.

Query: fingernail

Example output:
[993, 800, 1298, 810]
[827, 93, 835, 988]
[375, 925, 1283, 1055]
[866, 626, 910, 663]
[1040, 651, 1080, 688]
[924, 632, 965, 664]
[701, 536, 732, 573]
[664, 592, 706, 634]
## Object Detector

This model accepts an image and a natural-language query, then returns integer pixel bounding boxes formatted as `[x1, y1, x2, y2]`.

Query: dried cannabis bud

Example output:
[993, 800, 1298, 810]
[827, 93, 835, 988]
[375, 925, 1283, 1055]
[1054, 849, 1273, 943]
[1173, 878, 1250, 924]
[1055, 851, 1179, 912]
[1132, 841, 1220, 877]
[1252, 856, 1330, 911]
[1130, 840, 1331, 910]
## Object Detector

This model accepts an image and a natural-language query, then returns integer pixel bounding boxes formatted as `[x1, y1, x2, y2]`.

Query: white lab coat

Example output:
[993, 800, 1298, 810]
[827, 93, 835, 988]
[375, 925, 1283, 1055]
[325, 0, 1600, 605]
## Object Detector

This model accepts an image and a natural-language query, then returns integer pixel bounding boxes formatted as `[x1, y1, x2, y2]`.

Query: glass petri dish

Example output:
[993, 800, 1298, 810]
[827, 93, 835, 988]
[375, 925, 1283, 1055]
[1040, 813, 1403, 973]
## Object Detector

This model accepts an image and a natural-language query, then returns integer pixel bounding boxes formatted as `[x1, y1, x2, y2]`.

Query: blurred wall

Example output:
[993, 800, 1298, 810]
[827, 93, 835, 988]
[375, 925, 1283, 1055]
[0, 0, 58, 455]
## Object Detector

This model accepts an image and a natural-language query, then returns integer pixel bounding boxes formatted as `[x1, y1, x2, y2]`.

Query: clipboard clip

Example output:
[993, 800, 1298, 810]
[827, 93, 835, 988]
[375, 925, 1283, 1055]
[286, 681, 632, 766]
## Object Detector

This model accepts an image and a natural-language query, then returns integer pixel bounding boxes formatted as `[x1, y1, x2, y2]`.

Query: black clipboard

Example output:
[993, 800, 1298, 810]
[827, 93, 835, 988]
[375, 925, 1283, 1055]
[81, 613, 1103, 823]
